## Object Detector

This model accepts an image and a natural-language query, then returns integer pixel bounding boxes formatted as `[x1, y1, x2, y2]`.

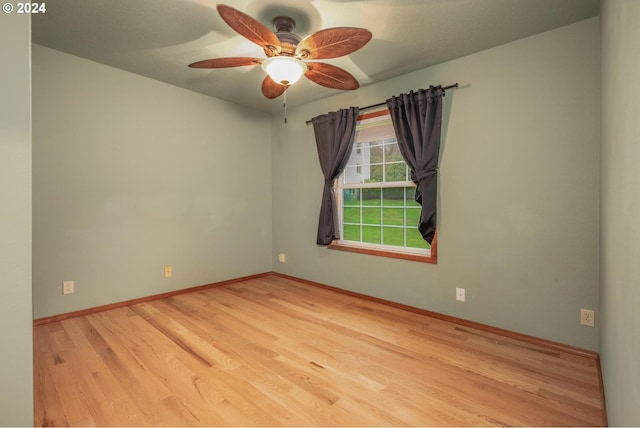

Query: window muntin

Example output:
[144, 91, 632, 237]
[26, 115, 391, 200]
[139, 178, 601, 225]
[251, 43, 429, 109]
[336, 111, 431, 257]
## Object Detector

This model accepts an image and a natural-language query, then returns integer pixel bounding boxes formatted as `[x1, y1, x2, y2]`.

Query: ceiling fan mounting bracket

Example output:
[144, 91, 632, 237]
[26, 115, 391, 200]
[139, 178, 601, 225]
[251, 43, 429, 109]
[273, 16, 296, 33]
[263, 45, 280, 57]
[297, 49, 310, 59]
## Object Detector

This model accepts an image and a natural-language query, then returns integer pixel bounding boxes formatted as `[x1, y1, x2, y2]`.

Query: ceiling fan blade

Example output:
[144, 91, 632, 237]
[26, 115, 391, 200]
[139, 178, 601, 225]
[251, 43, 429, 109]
[304, 62, 360, 90]
[217, 4, 281, 56]
[188, 57, 261, 68]
[296, 28, 372, 59]
[261, 76, 288, 99]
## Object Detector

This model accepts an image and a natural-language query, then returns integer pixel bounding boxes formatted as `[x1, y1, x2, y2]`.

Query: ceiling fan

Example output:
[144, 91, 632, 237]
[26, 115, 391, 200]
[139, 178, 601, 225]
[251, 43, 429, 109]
[189, 4, 372, 99]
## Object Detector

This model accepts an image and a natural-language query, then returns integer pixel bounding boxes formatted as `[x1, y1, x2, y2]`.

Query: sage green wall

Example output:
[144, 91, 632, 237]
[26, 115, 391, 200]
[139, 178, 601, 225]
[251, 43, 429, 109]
[0, 14, 33, 426]
[272, 18, 600, 350]
[32, 45, 272, 319]
[600, 1, 640, 425]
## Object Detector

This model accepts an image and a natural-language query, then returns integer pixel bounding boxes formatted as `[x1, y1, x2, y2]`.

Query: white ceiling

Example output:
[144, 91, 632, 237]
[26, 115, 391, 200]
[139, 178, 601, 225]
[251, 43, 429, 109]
[32, 0, 599, 113]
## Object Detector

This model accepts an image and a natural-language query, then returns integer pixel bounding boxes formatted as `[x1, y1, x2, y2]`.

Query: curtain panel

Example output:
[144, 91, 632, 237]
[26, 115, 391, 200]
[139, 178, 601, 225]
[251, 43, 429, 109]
[311, 107, 359, 245]
[386, 86, 444, 245]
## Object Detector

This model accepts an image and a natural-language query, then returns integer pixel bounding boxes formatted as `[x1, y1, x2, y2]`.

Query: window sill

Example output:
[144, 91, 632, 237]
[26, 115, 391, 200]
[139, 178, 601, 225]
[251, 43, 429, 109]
[328, 235, 437, 264]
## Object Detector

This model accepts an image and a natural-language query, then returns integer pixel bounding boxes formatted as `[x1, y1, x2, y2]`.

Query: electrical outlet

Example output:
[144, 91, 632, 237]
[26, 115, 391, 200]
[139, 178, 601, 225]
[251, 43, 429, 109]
[456, 288, 465, 302]
[63, 280, 74, 295]
[278, 253, 286, 263]
[580, 309, 595, 327]
[164, 266, 172, 278]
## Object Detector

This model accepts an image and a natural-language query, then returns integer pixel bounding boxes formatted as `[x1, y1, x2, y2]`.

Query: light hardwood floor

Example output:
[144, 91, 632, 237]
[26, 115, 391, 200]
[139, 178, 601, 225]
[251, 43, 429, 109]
[34, 275, 605, 426]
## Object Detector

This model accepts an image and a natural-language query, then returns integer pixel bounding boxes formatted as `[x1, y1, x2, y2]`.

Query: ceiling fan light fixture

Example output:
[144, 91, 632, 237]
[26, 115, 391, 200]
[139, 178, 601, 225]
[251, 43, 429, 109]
[262, 57, 307, 86]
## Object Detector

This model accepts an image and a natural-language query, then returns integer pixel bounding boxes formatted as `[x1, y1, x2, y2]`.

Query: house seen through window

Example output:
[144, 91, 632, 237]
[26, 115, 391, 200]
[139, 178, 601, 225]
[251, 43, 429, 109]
[335, 110, 432, 258]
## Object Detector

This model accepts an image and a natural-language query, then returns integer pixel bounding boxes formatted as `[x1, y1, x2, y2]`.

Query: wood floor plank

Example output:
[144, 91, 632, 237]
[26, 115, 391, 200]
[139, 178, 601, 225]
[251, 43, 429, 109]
[34, 274, 605, 426]
[33, 327, 71, 427]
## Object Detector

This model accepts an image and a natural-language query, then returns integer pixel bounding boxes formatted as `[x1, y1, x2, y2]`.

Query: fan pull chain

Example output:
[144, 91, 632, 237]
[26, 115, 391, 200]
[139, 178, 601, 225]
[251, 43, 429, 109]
[283, 90, 288, 124]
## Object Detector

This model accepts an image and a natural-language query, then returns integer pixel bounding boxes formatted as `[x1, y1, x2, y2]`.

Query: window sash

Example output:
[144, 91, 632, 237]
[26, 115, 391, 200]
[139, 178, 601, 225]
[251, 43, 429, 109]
[335, 181, 431, 256]
[340, 180, 414, 189]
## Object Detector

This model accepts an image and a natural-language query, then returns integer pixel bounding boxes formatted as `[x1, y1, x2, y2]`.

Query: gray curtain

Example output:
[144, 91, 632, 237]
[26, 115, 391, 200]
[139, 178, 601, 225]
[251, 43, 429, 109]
[312, 107, 359, 245]
[386, 86, 444, 245]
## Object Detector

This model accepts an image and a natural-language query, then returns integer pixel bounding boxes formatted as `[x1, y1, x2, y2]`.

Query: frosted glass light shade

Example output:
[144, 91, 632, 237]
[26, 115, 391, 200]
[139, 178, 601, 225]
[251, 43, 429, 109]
[262, 57, 307, 86]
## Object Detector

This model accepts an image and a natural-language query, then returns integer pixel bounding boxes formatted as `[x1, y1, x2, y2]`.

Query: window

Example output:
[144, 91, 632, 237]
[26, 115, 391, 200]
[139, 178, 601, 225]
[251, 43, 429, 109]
[330, 110, 436, 263]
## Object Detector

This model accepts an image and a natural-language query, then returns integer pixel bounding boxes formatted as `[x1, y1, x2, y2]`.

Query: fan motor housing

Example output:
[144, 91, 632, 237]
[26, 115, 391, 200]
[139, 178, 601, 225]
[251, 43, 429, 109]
[273, 16, 301, 56]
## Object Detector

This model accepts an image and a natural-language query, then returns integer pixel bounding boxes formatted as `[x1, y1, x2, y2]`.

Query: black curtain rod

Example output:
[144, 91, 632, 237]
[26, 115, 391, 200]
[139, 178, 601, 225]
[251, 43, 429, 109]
[305, 83, 458, 125]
